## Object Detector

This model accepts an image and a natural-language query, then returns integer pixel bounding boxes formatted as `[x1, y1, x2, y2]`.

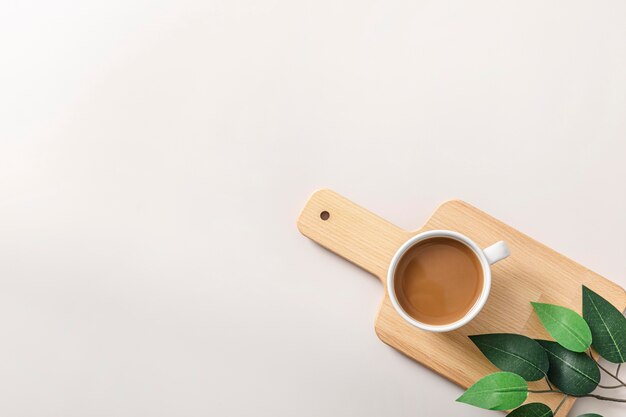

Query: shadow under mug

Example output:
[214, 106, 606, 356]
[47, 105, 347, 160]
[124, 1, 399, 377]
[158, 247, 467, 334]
[387, 230, 510, 332]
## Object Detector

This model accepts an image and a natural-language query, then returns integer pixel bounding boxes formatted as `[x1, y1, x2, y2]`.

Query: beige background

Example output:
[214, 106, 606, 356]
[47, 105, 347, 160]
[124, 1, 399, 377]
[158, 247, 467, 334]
[1, 1, 626, 416]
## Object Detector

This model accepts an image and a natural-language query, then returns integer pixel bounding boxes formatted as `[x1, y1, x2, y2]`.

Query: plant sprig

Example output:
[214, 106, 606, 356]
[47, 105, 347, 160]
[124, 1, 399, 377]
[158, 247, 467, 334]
[457, 285, 626, 417]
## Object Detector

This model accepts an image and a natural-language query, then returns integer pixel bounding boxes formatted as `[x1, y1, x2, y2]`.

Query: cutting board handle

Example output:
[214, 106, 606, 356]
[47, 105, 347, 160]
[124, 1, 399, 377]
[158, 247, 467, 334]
[297, 189, 409, 283]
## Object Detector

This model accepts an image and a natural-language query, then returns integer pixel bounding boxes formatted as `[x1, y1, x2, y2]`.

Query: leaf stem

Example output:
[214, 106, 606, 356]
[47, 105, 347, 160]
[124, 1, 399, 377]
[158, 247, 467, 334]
[576, 393, 626, 403]
[528, 389, 626, 403]
[618, 363, 622, 378]
[588, 350, 626, 387]
[598, 383, 624, 389]
[553, 395, 568, 416]
[528, 390, 560, 394]
[544, 375, 553, 390]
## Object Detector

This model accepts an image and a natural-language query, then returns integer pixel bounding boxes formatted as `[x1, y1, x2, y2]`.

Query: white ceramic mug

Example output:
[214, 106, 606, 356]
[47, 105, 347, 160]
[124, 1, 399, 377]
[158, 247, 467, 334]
[387, 230, 509, 332]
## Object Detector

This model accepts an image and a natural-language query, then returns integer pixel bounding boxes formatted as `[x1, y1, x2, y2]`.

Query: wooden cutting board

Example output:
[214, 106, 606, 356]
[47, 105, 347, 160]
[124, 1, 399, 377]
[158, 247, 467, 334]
[297, 189, 626, 415]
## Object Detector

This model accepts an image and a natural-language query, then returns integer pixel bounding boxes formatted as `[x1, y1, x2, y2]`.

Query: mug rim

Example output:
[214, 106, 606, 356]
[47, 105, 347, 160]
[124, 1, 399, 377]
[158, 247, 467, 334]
[386, 230, 492, 332]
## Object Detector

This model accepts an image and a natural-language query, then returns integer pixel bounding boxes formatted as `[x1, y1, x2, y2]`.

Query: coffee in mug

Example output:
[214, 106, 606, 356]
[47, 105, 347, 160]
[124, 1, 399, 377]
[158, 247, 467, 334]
[393, 237, 483, 326]
[387, 230, 509, 332]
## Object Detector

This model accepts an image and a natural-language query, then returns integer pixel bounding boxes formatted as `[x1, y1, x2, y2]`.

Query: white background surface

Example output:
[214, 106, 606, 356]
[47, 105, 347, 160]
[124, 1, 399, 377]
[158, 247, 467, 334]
[1, 1, 626, 416]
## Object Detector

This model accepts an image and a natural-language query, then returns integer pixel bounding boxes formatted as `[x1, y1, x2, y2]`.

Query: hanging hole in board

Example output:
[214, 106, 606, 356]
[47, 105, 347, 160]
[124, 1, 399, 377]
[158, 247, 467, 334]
[320, 211, 330, 221]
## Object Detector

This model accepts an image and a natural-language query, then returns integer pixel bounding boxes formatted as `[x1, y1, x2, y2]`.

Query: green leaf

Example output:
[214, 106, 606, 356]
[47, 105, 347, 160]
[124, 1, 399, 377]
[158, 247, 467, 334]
[506, 403, 553, 417]
[537, 340, 600, 395]
[582, 285, 626, 363]
[532, 302, 592, 352]
[470, 334, 549, 381]
[456, 372, 527, 410]
[577, 414, 603, 417]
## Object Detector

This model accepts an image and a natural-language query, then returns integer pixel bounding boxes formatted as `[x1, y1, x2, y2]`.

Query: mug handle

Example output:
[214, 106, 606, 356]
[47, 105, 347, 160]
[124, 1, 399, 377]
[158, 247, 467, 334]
[483, 241, 510, 265]
[297, 189, 409, 283]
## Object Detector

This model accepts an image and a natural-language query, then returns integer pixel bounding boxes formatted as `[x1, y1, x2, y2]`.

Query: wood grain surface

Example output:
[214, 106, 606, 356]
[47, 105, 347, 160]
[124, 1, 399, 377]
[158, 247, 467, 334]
[297, 189, 626, 416]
